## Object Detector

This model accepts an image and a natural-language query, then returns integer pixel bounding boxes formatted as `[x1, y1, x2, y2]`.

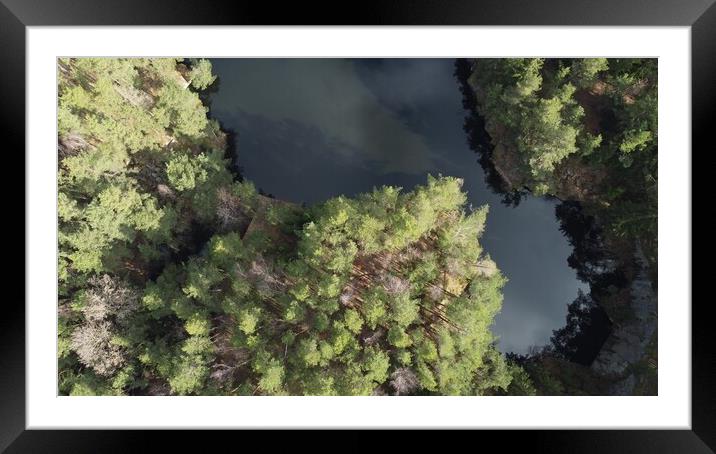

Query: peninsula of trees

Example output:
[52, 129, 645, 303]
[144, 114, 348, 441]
[57, 58, 532, 396]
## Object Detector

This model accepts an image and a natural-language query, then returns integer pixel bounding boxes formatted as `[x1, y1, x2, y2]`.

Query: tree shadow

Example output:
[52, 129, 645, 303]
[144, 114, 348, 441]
[454, 58, 528, 208]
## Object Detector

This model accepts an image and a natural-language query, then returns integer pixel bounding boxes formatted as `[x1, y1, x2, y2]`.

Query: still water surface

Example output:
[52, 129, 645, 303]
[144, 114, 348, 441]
[208, 58, 589, 354]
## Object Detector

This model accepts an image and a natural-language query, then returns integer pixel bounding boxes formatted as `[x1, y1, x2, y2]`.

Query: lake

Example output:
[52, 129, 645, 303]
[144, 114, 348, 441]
[207, 58, 590, 354]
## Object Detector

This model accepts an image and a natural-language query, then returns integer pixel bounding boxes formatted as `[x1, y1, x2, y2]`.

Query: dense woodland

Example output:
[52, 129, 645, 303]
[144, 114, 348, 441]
[464, 58, 657, 264]
[57, 57, 657, 396]
[457, 58, 657, 395]
[57, 58, 534, 396]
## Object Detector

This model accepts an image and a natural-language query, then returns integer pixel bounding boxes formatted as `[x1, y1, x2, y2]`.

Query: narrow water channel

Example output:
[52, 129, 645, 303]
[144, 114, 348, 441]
[207, 58, 590, 354]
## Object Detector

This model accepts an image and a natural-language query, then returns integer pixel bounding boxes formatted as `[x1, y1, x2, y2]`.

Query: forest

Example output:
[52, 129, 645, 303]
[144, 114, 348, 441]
[463, 58, 657, 266]
[57, 58, 533, 395]
[457, 58, 657, 395]
[57, 57, 656, 396]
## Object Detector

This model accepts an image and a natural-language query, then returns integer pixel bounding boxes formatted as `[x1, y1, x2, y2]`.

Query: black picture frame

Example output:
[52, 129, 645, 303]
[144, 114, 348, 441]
[3, 0, 710, 451]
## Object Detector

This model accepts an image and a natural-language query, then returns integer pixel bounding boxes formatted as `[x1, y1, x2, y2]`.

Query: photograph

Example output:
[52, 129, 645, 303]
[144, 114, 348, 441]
[5, 0, 708, 447]
[56, 56, 658, 397]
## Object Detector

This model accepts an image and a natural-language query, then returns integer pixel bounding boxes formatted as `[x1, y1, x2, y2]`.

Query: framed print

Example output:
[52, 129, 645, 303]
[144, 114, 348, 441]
[4, 0, 711, 451]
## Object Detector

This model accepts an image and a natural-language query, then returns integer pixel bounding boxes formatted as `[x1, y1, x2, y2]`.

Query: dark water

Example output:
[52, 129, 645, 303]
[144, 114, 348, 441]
[207, 58, 590, 355]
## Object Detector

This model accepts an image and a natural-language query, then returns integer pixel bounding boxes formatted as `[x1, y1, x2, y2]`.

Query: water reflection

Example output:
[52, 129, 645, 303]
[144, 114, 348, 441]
[208, 59, 435, 176]
[208, 58, 590, 354]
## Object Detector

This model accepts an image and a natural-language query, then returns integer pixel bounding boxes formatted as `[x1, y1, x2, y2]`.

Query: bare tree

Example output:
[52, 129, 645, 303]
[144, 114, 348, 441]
[339, 286, 354, 306]
[372, 387, 388, 396]
[156, 183, 176, 200]
[361, 327, 385, 346]
[246, 256, 284, 295]
[209, 364, 236, 383]
[69, 275, 138, 376]
[397, 244, 422, 263]
[383, 275, 410, 296]
[444, 256, 465, 278]
[83, 274, 139, 325]
[390, 368, 420, 396]
[58, 133, 88, 158]
[425, 285, 445, 303]
[215, 186, 248, 231]
[70, 320, 126, 376]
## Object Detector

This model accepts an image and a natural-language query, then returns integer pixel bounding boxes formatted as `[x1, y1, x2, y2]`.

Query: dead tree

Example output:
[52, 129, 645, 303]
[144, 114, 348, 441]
[390, 368, 420, 396]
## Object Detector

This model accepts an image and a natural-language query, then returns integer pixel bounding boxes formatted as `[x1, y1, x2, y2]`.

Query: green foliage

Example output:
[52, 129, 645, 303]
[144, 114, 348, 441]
[238, 307, 262, 335]
[387, 326, 412, 348]
[169, 355, 210, 395]
[570, 58, 609, 88]
[362, 347, 390, 384]
[188, 59, 217, 90]
[472, 59, 588, 191]
[258, 359, 285, 394]
[252, 350, 285, 394]
[60, 175, 514, 395]
[66, 371, 116, 396]
[166, 152, 209, 191]
[296, 337, 322, 367]
[362, 289, 388, 329]
[58, 57, 226, 286]
[208, 232, 245, 268]
[58, 58, 517, 397]
[577, 131, 603, 157]
[469, 57, 657, 256]
[504, 362, 537, 396]
[181, 335, 214, 356]
[388, 294, 420, 328]
[185, 313, 211, 336]
[61, 182, 165, 273]
[155, 82, 208, 138]
[518, 90, 581, 180]
[344, 309, 363, 334]
[619, 130, 652, 157]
